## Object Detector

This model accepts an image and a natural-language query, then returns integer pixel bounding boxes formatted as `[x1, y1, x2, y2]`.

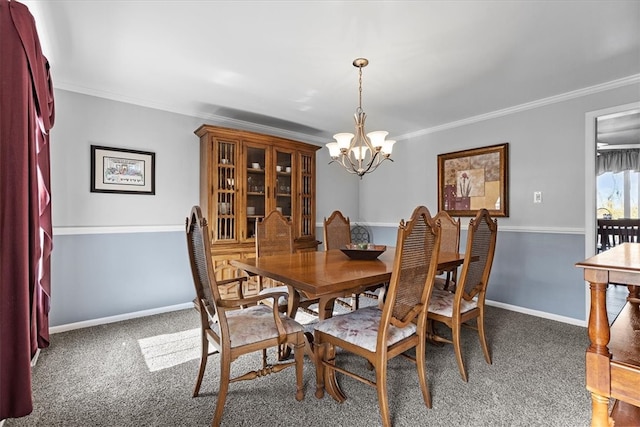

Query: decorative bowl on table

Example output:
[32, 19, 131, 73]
[340, 244, 387, 260]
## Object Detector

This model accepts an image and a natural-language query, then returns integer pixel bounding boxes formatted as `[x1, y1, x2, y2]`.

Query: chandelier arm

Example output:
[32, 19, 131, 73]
[360, 151, 381, 175]
[341, 149, 362, 174]
[335, 151, 351, 171]
[341, 157, 360, 175]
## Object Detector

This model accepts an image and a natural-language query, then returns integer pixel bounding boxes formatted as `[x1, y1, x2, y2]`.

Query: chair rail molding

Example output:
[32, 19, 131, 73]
[53, 225, 183, 235]
[317, 222, 584, 235]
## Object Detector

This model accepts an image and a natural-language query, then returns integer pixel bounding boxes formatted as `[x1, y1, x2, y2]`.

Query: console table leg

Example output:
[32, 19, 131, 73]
[591, 392, 613, 427]
[588, 281, 610, 356]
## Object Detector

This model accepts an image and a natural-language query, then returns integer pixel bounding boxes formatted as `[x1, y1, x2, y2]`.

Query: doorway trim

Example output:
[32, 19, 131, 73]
[584, 101, 640, 320]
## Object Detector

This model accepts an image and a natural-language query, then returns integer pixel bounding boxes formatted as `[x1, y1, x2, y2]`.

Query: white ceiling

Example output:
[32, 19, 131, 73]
[22, 0, 640, 144]
[597, 109, 640, 148]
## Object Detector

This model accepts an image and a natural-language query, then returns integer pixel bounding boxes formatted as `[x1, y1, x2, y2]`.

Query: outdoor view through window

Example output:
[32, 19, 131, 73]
[597, 171, 640, 219]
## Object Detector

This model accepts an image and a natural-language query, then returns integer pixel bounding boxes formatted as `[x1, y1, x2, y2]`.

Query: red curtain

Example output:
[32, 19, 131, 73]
[0, 0, 55, 419]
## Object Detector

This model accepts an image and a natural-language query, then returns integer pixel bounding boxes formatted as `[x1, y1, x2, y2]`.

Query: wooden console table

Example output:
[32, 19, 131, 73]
[576, 243, 640, 426]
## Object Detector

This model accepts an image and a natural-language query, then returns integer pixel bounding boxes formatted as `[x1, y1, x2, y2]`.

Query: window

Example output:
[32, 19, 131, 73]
[597, 170, 640, 218]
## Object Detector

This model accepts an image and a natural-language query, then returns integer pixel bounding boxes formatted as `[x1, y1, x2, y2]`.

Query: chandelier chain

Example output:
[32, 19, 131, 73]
[358, 65, 363, 113]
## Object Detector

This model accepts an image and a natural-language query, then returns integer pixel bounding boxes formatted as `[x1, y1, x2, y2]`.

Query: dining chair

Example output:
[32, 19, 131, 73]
[256, 210, 319, 317]
[433, 210, 461, 292]
[596, 218, 640, 287]
[314, 206, 441, 427]
[427, 208, 498, 382]
[323, 210, 383, 311]
[323, 210, 352, 250]
[186, 206, 305, 427]
[350, 223, 371, 245]
[597, 218, 640, 251]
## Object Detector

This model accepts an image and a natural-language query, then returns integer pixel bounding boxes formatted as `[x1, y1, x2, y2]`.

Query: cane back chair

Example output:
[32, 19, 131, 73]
[314, 206, 441, 427]
[433, 210, 461, 292]
[323, 210, 384, 310]
[256, 210, 319, 317]
[427, 208, 498, 382]
[186, 206, 305, 426]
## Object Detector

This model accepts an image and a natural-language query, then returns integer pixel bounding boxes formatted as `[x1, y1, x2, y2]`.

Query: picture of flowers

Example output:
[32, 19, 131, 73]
[437, 143, 509, 217]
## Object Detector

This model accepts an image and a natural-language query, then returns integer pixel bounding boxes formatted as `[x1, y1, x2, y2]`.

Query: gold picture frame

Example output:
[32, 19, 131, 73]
[437, 143, 509, 217]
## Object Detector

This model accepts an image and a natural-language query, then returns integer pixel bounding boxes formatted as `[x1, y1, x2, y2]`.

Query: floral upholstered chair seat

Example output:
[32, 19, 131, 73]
[428, 289, 477, 317]
[210, 304, 303, 349]
[426, 208, 498, 382]
[313, 206, 441, 427]
[186, 206, 305, 426]
[313, 306, 417, 352]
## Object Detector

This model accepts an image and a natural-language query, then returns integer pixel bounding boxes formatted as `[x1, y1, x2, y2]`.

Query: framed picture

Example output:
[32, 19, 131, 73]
[90, 145, 155, 195]
[437, 143, 509, 217]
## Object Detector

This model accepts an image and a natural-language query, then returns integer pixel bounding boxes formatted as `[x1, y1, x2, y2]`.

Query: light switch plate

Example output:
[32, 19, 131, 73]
[534, 191, 542, 203]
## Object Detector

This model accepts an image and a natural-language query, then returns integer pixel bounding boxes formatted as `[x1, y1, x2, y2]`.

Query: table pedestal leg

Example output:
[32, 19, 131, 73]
[318, 296, 337, 320]
[323, 343, 346, 403]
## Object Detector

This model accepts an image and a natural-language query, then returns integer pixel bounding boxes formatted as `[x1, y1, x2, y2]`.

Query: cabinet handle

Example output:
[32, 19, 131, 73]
[267, 187, 270, 198]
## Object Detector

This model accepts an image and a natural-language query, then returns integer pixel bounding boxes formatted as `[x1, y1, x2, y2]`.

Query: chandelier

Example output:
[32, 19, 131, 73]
[325, 58, 395, 178]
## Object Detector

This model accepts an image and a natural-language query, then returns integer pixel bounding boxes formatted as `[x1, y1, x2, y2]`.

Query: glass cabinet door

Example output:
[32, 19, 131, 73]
[244, 143, 268, 240]
[274, 148, 293, 220]
[214, 139, 238, 243]
[299, 152, 315, 239]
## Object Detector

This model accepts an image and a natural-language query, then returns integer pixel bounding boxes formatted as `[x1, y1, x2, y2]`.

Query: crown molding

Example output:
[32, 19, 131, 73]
[54, 82, 327, 145]
[396, 74, 640, 141]
[57, 74, 640, 145]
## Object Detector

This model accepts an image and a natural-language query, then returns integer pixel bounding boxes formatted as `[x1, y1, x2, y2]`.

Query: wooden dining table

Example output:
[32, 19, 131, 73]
[231, 247, 466, 321]
[232, 247, 467, 392]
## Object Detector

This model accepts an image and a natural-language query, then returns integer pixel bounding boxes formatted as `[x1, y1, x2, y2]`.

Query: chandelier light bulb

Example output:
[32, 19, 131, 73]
[381, 140, 396, 156]
[351, 145, 370, 161]
[367, 131, 388, 150]
[333, 133, 354, 150]
[326, 142, 340, 159]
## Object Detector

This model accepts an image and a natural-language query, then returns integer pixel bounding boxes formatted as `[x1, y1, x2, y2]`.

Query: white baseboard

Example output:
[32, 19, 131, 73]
[31, 348, 41, 367]
[49, 302, 193, 334]
[486, 299, 587, 327]
[49, 299, 585, 334]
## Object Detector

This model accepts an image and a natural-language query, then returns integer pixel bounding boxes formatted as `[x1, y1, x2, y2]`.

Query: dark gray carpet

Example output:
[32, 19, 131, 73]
[5, 306, 591, 426]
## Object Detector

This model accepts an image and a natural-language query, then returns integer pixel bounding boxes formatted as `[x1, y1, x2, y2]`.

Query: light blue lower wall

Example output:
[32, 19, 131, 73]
[50, 231, 194, 327]
[488, 231, 585, 320]
[52, 227, 585, 328]
[318, 225, 586, 321]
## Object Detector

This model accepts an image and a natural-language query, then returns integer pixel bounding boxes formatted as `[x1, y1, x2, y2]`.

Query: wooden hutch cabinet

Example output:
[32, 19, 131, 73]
[195, 125, 320, 296]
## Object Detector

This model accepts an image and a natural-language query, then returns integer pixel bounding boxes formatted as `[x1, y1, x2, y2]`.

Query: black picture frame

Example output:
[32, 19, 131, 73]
[90, 145, 155, 195]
